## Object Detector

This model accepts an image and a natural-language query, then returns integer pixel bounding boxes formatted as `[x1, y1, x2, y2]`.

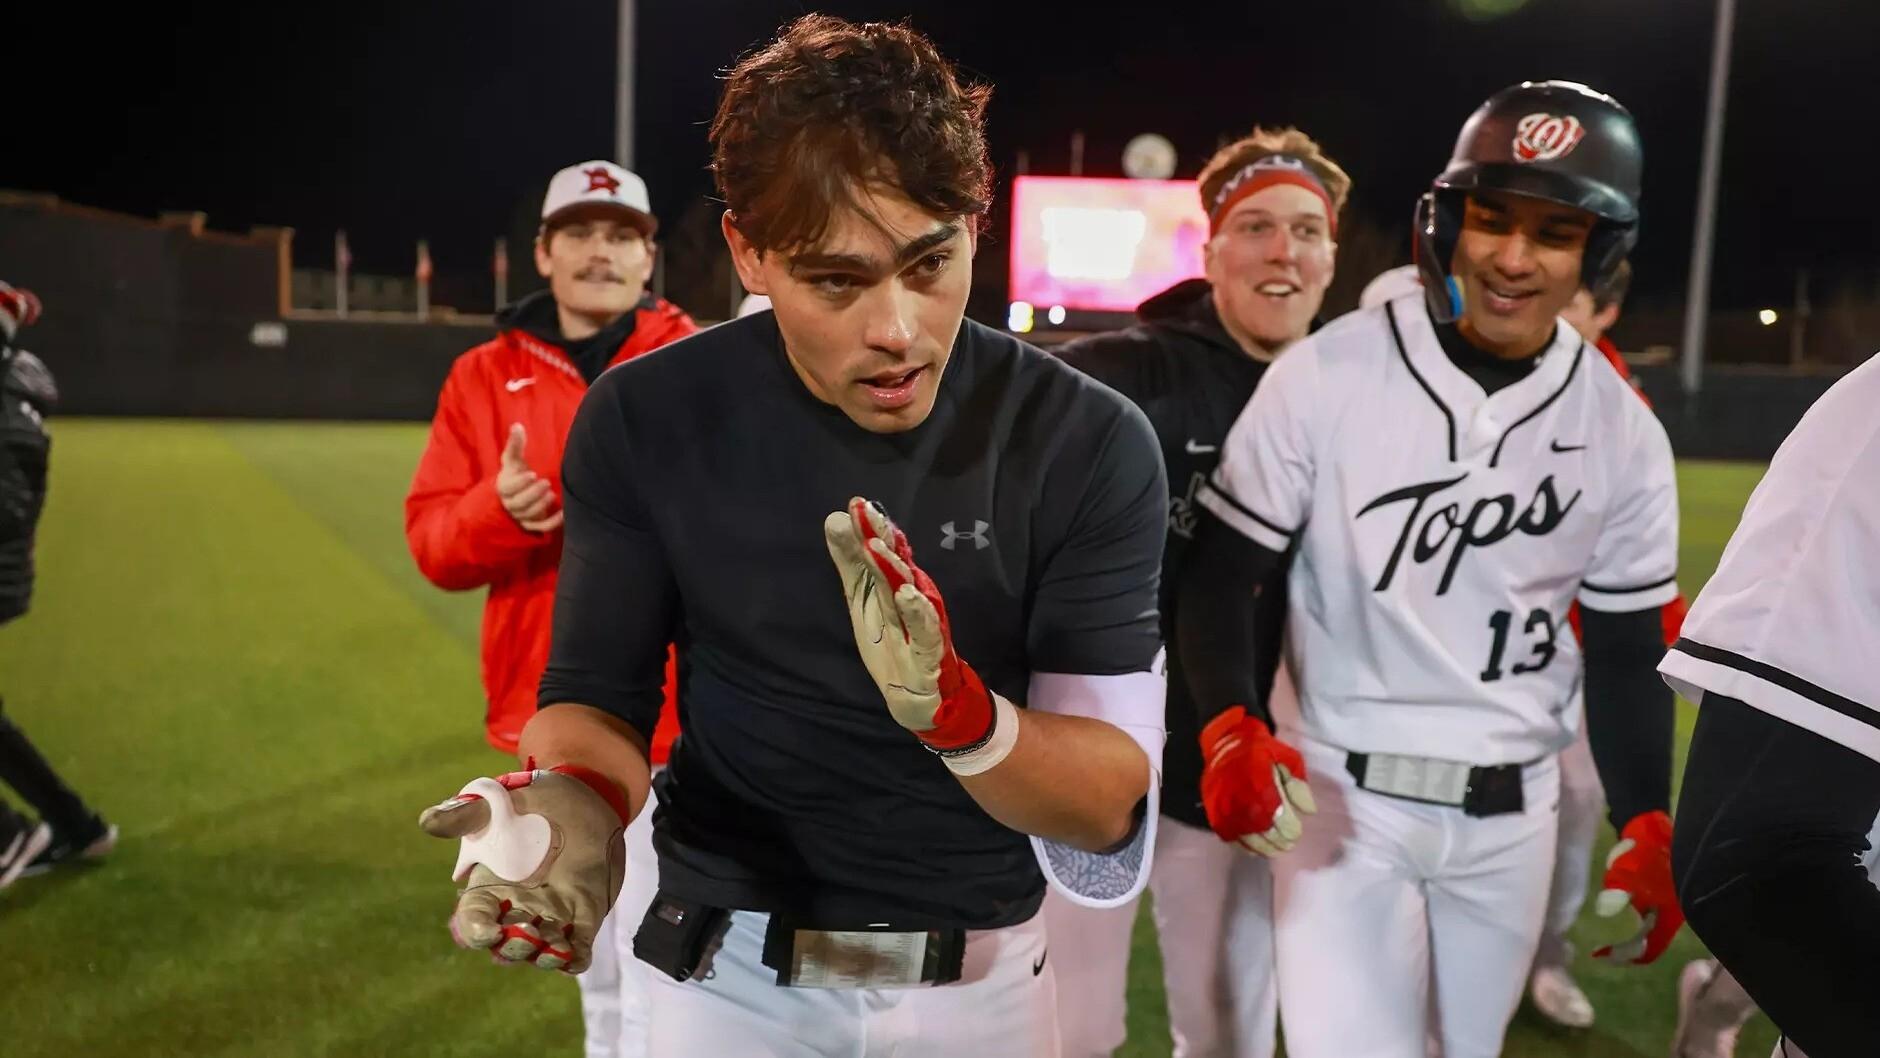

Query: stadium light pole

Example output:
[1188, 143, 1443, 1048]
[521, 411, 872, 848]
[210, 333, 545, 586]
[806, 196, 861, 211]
[621, 0, 658, 295]
[1679, 0, 1736, 396]
[616, 0, 635, 169]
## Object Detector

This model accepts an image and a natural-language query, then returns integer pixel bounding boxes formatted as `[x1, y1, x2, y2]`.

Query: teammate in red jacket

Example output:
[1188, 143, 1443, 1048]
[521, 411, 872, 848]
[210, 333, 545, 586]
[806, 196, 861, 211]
[405, 160, 697, 1058]
[406, 161, 696, 755]
[1528, 258, 1690, 1030]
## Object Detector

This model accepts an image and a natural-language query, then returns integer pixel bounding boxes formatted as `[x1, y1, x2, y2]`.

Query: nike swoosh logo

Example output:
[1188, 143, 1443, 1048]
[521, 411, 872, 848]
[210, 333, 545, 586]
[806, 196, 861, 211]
[1550, 440, 1587, 453]
[1184, 440, 1218, 455]
[505, 377, 536, 393]
[1032, 948, 1048, 976]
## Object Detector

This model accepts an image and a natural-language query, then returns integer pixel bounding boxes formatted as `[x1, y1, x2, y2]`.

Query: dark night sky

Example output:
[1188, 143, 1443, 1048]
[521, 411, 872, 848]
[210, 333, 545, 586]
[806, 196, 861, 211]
[14, 0, 1880, 312]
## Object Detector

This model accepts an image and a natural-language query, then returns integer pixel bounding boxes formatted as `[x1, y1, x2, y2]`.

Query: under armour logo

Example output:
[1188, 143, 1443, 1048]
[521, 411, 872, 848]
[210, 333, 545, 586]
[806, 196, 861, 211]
[940, 520, 990, 551]
[584, 166, 621, 194]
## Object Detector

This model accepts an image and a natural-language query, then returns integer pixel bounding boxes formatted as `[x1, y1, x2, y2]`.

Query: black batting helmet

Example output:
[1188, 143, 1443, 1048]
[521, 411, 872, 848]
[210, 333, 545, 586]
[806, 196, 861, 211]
[1413, 80, 1642, 323]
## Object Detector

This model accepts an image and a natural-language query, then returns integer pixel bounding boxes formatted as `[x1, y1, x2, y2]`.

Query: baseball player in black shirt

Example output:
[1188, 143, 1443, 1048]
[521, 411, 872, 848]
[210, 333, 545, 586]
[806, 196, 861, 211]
[418, 16, 1169, 1056]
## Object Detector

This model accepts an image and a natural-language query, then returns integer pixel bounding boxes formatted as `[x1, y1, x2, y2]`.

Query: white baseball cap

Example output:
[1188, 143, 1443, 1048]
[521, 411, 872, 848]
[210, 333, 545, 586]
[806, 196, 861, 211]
[541, 160, 656, 235]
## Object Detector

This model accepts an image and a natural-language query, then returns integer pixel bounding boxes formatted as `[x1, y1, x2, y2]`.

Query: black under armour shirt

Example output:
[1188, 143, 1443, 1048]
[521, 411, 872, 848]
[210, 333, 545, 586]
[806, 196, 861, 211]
[539, 311, 1167, 929]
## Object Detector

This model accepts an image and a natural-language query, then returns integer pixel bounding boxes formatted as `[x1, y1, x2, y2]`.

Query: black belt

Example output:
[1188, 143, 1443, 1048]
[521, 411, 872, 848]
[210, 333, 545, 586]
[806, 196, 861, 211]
[1345, 751, 1526, 817]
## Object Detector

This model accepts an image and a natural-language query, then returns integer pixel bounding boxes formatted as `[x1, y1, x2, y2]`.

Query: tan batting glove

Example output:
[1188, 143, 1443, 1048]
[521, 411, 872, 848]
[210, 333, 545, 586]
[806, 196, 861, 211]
[824, 496, 999, 754]
[418, 764, 628, 974]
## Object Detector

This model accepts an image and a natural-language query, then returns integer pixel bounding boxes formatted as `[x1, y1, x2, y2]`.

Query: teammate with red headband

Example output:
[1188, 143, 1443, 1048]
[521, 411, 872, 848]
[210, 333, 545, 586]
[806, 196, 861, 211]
[1048, 126, 1348, 1058]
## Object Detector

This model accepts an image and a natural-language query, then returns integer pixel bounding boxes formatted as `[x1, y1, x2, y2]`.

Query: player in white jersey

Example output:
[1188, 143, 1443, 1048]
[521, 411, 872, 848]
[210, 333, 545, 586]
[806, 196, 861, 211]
[1355, 259, 1688, 1032]
[1176, 81, 1686, 1058]
[1662, 353, 1880, 1057]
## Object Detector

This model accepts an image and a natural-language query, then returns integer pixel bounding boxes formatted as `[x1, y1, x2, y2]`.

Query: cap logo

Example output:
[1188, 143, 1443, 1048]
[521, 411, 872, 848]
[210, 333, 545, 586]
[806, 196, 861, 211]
[1512, 113, 1585, 163]
[583, 166, 621, 195]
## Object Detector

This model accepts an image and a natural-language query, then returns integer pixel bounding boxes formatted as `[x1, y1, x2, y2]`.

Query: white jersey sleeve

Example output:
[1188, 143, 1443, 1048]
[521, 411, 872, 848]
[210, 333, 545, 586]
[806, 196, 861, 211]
[1660, 354, 1880, 763]
[1577, 398, 1680, 613]
[1198, 338, 1319, 552]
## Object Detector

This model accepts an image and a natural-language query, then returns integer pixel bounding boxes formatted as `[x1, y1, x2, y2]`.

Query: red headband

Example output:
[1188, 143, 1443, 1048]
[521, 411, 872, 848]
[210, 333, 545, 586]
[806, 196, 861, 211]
[1207, 155, 1337, 238]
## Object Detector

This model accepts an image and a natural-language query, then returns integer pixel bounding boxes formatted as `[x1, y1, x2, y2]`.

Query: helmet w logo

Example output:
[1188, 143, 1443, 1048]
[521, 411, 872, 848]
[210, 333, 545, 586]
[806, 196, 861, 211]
[1513, 113, 1585, 163]
[940, 520, 991, 551]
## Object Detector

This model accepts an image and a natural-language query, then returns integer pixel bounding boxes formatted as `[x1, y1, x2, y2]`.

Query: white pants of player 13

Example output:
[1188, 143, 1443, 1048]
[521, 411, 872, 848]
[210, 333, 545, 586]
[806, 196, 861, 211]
[1042, 816, 1275, 1058]
[642, 908, 1057, 1057]
[1273, 731, 1560, 1058]
[581, 775, 663, 1058]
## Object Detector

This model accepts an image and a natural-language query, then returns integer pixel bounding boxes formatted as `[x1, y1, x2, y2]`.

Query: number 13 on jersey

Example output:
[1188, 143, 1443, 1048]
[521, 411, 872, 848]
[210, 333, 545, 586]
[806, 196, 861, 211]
[1480, 608, 1560, 683]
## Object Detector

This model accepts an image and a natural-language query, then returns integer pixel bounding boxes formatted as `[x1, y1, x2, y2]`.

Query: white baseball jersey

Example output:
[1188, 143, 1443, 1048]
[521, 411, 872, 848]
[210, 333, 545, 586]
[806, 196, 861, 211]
[1660, 352, 1880, 763]
[1200, 293, 1679, 765]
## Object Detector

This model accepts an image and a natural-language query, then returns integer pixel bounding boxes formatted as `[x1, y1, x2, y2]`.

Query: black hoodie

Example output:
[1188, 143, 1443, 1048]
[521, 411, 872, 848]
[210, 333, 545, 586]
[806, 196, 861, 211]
[1054, 279, 1287, 829]
[0, 344, 55, 624]
[497, 289, 648, 384]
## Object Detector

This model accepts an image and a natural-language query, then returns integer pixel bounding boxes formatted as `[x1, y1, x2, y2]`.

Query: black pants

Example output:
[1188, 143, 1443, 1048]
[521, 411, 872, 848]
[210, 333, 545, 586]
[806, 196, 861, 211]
[0, 694, 92, 832]
[1674, 692, 1880, 1056]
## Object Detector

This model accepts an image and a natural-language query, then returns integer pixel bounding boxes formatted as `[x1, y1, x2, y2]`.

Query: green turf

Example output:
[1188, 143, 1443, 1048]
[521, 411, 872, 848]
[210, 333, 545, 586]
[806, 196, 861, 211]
[0, 422, 1776, 1057]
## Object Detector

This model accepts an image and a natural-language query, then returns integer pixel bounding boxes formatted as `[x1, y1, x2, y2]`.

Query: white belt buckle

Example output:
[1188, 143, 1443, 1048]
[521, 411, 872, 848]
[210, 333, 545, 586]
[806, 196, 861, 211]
[1363, 753, 1471, 806]
[786, 929, 930, 989]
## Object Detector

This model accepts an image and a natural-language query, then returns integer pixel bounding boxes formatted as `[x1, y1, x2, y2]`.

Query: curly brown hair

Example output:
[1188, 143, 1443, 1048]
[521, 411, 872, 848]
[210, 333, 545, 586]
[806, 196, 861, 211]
[1197, 126, 1352, 223]
[710, 14, 994, 255]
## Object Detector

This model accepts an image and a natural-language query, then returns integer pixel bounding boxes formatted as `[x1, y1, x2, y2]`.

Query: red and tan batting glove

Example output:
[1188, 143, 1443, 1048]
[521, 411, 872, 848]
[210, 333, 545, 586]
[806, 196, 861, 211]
[1593, 809, 1683, 965]
[0, 283, 41, 336]
[824, 496, 996, 753]
[419, 763, 629, 974]
[1199, 706, 1317, 857]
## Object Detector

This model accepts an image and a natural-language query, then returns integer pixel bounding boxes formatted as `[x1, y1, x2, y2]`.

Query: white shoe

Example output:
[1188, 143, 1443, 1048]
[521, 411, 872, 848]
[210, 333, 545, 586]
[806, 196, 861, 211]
[0, 820, 52, 891]
[1672, 959, 1744, 1058]
[1528, 963, 1595, 1029]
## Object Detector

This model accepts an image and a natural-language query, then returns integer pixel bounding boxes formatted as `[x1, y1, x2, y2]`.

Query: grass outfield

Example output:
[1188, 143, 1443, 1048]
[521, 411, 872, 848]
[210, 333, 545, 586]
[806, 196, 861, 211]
[0, 420, 1774, 1058]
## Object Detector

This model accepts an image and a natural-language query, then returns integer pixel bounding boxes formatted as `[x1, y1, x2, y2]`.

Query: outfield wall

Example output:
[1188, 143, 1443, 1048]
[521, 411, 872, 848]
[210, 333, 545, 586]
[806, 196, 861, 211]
[1, 195, 492, 421]
[1631, 363, 1848, 462]
[75, 316, 495, 421]
[23, 313, 1851, 453]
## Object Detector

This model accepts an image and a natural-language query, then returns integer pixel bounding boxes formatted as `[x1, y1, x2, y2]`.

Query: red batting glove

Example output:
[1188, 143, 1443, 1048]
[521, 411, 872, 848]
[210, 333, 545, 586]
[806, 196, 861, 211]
[1593, 809, 1684, 965]
[0, 284, 41, 332]
[1661, 594, 1689, 648]
[1199, 706, 1317, 857]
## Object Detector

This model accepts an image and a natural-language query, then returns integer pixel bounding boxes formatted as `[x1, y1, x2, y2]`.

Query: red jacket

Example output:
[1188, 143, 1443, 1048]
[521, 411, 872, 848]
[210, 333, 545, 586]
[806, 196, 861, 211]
[406, 296, 698, 755]
[1595, 334, 1653, 409]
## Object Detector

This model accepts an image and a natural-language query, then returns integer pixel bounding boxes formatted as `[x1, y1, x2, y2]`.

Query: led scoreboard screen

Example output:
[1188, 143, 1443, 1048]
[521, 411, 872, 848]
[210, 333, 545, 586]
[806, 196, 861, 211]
[1008, 176, 1208, 315]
